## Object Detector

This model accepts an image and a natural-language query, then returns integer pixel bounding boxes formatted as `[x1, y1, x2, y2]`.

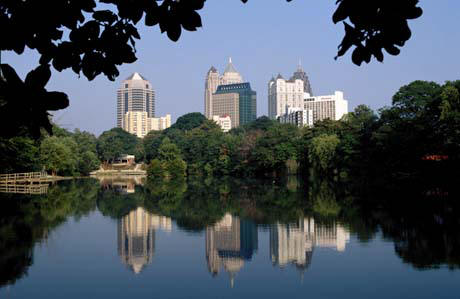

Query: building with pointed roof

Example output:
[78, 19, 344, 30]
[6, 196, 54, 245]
[117, 72, 171, 137]
[268, 63, 315, 120]
[290, 61, 313, 95]
[204, 58, 244, 119]
[117, 72, 155, 128]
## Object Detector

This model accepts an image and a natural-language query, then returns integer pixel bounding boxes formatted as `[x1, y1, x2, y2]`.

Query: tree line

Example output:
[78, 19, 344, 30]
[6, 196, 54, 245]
[1, 79, 459, 180]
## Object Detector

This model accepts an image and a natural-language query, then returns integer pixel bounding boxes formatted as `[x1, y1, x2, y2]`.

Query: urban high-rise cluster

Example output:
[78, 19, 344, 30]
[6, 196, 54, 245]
[204, 58, 257, 131]
[268, 64, 348, 126]
[117, 72, 171, 138]
[204, 59, 348, 130]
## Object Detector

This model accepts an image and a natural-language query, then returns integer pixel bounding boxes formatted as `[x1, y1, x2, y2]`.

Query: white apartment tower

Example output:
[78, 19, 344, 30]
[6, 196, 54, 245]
[117, 72, 155, 128]
[204, 58, 243, 119]
[268, 74, 305, 120]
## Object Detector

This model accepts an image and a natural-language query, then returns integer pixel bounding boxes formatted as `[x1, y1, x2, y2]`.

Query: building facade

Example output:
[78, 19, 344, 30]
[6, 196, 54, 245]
[268, 75, 305, 120]
[124, 111, 171, 138]
[290, 62, 313, 95]
[269, 218, 350, 273]
[278, 106, 314, 127]
[204, 58, 243, 119]
[205, 213, 258, 287]
[118, 207, 171, 274]
[268, 63, 313, 120]
[117, 72, 155, 128]
[213, 83, 257, 128]
[303, 91, 348, 122]
[212, 115, 232, 132]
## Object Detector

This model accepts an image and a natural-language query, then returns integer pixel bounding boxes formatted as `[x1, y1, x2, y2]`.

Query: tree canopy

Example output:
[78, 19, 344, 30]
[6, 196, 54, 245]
[0, 0, 423, 138]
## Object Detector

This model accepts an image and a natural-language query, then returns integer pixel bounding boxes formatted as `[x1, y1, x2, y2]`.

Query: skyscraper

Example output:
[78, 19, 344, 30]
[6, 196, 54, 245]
[268, 74, 305, 120]
[117, 207, 172, 274]
[204, 58, 243, 119]
[213, 83, 257, 128]
[205, 213, 258, 287]
[117, 73, 171, 137]
[268, 63, 314, 119]
[117, 72, 155, 128]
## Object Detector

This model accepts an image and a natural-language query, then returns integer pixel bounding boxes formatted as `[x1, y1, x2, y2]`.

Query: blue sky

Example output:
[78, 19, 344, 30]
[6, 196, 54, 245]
[4, 0, 460, 135]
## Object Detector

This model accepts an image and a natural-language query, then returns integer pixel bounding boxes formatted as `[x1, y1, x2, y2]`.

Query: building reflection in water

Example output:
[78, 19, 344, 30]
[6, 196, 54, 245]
[205, 213, 258, 287]
[118, 207, 172, 274]
[98, 175, 145, 194]
[270, 218, 350, 272]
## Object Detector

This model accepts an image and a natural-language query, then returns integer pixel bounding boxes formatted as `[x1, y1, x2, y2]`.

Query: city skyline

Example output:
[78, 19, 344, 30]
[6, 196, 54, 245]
[4, 1, 459, 135]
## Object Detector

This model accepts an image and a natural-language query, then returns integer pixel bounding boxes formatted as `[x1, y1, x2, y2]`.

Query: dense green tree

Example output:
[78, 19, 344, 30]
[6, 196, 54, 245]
[169, 112, 207, 131]
[250, 124, 299, 174]
[39, 136, 77, 176]
[308, 134, 340, 172]
[147, 159, 164, 179]
[0, 137, 40, 173]
[147, 137, 187, 179]
[97, 128, 140, 162]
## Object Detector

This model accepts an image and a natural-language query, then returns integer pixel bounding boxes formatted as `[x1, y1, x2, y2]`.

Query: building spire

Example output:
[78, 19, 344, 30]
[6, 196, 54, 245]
[297, 59, 303, 72]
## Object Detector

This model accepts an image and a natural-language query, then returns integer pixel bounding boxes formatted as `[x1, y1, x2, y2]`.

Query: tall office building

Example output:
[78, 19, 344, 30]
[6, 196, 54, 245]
[268, 63, 314, 120]
[117, 207, 172, 274]
[117, 72, 155, 128]
[268, 74, 305, 119]
[204, 58, 244, 119]
[212, 83, 257, 128]
[205, 213, 258, 287]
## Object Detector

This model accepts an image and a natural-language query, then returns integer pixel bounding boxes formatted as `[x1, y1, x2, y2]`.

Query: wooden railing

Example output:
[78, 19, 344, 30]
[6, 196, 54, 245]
[0, 171, 48, 183]
[0, 184, 48, 195]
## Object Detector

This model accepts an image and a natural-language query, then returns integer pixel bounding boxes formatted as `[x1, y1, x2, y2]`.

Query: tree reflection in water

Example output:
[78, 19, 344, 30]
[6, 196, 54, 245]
[0, 173, 459, 289]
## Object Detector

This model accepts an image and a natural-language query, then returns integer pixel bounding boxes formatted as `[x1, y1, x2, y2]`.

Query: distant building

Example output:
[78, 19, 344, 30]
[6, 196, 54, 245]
[268, 74, 305, 120]
[113, 154, 136, 165]
[124, 111, 171, 138]
[268, 63, 313, 120]
[118, 207, 172, 274]
[204, 58, 244, 119]
[278, 106, 314, 127]
[205, 213, 258, 287]
[117, 72, 155, 128]
[290, 61, 313, 95]
[269, 218, 350, 274]
[303, 91, 348, 122]
[213, 83, 257, 128]
[212, 115, 232, 132]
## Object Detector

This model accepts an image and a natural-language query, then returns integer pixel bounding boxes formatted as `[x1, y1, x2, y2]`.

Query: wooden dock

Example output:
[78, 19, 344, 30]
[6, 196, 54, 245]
[0, 172, 58, 195]
[0, 184, 49, 195]
[0, 172, 55, 184]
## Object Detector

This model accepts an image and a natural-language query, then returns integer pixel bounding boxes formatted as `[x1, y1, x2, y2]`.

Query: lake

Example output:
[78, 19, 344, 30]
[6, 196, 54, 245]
[0, 177, 459, 298]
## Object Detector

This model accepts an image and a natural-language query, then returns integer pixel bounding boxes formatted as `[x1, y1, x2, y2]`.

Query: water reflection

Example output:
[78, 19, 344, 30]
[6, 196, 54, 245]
[1, 177, 460, 295]
[98, 175, 145, 194]
[205, 213, 258, 287]
[270, 218, 350, 272]
[118, 207, 171, 274]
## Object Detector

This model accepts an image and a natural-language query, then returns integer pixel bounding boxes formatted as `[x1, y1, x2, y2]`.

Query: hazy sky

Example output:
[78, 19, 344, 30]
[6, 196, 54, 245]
[4, 1, 460, 135]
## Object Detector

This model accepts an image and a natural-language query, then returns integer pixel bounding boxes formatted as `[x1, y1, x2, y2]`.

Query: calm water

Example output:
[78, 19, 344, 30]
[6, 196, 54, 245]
[0, 177, 459, 298]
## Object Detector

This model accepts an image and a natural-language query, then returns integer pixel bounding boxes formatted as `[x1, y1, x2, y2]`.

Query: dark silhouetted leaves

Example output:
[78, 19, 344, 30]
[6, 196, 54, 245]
[333, 0, 423, 65]
[0, 64, 69, 138]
